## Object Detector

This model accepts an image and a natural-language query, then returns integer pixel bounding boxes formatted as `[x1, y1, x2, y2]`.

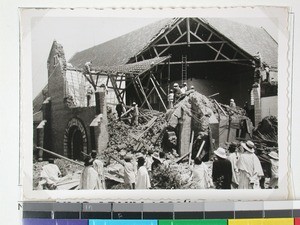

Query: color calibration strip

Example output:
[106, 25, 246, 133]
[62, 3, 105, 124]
[21, 201, 300, 224]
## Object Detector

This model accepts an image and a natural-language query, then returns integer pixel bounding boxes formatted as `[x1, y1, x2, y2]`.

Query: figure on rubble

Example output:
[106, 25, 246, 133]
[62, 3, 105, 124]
[173, 83, 182, 103]
[168, 89, 174, 109]
[86, 85, 94, 107]
[116, 103, 123, 121]
[129, 102, 139, 126]
[229, 98, 236, 109]
[212, 147, 232, 189]
[91, 150, 106, 189]
[84, 61, 92, 74]
[181, 82, 188, 94]
[145, 149, 154, 178]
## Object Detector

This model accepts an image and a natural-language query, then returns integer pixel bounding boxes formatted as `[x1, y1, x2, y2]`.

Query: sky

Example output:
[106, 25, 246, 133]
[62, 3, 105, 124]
[31, 17, 278, 98]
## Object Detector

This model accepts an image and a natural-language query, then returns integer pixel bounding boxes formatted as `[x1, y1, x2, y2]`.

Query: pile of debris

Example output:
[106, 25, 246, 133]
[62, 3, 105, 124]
[253, 116, 278, 147]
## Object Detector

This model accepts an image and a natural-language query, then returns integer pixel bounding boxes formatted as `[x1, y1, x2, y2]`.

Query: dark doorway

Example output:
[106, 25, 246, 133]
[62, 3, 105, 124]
[68, 126, 84, 160]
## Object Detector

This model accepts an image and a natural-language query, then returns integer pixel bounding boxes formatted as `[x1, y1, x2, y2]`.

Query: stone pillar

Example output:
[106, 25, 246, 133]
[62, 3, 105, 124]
[95, 84, 109, 154]
[178, 108, 192, 156]
[252, 83, 261, 127]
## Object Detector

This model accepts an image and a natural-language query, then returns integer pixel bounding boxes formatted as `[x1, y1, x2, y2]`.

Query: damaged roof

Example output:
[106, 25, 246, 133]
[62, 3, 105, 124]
[69, 18, 175, 68]
[69, 17, 278, 69]
[202, 18, 278, 68]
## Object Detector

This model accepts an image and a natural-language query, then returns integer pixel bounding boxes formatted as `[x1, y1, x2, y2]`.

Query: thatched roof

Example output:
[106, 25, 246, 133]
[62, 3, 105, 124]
[69, 17, 277, 69]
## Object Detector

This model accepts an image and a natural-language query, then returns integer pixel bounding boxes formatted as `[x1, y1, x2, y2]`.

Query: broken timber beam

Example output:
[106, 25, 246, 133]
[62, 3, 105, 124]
[214, 99, 228, 116]
[150, 76, 167, 111]
[36, 147, 84, 167]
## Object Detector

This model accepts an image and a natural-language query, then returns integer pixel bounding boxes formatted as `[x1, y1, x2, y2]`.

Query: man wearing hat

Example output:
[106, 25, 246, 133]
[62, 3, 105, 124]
[123, 154, 136, 189]
[91, 150, 105, 189]
[212, 147, 232, 189]
[145, 149, 154, 177]
[168, 89, 174, 109]
[173, 83, 182, 103]
[237, 140, 264, 189]
[181, 82, 188, 94]
[268, 151, 279, 189]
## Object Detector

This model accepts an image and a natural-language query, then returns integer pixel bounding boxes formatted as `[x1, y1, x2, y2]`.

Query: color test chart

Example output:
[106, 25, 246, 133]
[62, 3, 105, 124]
[21, 201, 300, 224]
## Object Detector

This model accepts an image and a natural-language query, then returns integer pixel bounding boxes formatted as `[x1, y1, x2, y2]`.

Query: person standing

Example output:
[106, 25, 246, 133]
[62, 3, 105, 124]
[256, 147, 272, 189]
[79, 157, 101, 190]
[91, 150, 105, 189]
[168, 89, 174, 109]
[130, 102, 139, 126]
[123, 155, 136, 189]
[181, 82, 188, 94]
[190, 157, 213, 189]
[237, 141, 264, 189]
[145, 150, 154, 178]
[173, 83, 182, 103]
[268, 151, 279, 189]
[230, 99, 236, 109]
[212, 147, 232, 189]
[227, 142, 240, 188]
[116, 103, 123, 121]
[136, 157, 151, 189]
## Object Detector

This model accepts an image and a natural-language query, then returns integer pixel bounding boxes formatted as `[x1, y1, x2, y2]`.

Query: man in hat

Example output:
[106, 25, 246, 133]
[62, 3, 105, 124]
[268, 151, 279, 189]
[256, 146, 271, 189]
[39, 158, 62, 190]
[173, 83, 182, 103]
[79, 156, 101, 190]
[91, 150, 105, 189]
[229, 99, 236, 109]
[212, 147, 232, 189]
[237, 141, 264, 189]
[181, 82, 188, 94]
[168, 89, 174, 109]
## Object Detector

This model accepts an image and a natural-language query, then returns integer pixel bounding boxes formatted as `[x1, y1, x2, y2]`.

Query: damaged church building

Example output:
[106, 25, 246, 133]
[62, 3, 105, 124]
[33, 17, 278, 162]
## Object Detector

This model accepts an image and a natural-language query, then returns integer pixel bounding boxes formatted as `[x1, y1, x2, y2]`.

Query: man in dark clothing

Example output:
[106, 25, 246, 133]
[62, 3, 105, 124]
[116, 103, 123, 121]
[256, 147, 272, 189]
[212, 147, 232, 189]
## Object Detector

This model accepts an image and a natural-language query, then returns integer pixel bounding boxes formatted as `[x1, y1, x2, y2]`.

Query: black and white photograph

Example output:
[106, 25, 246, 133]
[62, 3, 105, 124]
[20, 7, 290, 201]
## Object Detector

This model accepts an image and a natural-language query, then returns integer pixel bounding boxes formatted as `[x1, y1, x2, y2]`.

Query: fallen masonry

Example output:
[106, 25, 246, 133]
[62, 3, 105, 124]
[33, 90, 278, 190]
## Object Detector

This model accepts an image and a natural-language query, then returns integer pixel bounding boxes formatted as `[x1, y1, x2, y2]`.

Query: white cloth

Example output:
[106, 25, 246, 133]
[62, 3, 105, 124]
[93, 159, 105, 189]
[136, 166, 151, 189]
[79, 166, 101, 190]
[181, 86, 187, 94]
[269, 158, 279, 188]
[145, 156, 154, 172]
[228, 152, 240, 186]
[124, 162, 136, 184]
[191, 163, 212, 189]
[40, 164, 61, 184]
[237, 152, 264, 189]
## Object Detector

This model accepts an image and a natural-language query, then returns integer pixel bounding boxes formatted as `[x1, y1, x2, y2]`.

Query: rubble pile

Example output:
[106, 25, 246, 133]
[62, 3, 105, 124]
[253, 116, 278, 147]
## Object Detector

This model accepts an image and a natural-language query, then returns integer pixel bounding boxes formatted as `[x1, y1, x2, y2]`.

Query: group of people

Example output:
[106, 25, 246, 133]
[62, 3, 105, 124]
[168, 82, 195, 108]
[201, 140, 279, 189]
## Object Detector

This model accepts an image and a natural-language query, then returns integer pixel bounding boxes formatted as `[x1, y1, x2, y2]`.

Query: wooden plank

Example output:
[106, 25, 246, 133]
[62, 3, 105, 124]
[158, 31, 187, 57]
[188, 131, 194, 165]
[136, 77, 153, 110]
[154, 41, 226, 47]
[150, 76, 167, 111]
[196, 141, 206, 158]
[214, 99, 228, 116]
[164, 59, 251, 65]
[215, 43, 225, 60]
[140, 86, 155, 108]
[186, 18, 190, 46]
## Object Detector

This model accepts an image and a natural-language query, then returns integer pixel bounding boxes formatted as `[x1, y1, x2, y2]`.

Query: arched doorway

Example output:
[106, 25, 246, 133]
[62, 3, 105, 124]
[64, 118, 88, 160]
